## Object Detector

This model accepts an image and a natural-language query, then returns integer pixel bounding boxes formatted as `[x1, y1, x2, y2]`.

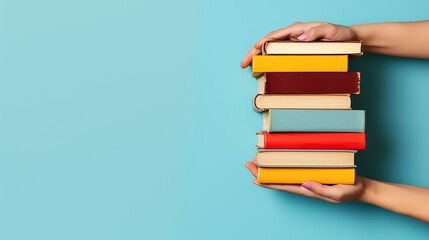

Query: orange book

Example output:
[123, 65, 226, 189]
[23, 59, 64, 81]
[257, 167, 355, 184]
[252, 55, 348, 77]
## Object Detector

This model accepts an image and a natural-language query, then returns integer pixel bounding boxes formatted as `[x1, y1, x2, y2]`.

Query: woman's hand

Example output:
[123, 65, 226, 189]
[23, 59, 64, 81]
[245, 160, 366, 203]
[240, 21, 358, 69]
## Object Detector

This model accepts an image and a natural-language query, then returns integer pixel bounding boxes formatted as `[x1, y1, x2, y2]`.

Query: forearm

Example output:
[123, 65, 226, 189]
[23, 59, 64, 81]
[350, 21, 429, 58]
[359, 177, 429, 223]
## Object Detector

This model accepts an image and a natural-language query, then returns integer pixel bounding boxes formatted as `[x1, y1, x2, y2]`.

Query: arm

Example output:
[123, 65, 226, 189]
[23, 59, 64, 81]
[246, 161, 429, 223]
[241, 20, 429, 68]
[351, 21, 429, 58]
[360, 178, 429, 223]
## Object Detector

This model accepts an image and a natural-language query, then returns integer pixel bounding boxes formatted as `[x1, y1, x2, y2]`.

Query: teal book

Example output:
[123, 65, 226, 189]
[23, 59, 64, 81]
[262, 109, 365, 132]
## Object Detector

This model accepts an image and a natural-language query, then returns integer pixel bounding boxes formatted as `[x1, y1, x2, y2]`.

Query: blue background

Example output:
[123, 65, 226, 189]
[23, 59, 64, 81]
[1, 0, 429, 239]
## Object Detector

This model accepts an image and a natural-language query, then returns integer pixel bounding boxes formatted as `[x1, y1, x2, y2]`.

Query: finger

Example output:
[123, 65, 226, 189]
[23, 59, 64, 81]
[254, 21, 332, 49]
[253, 180, 340, 203]
[288, 30, 307, 41]
[243, 25, 298, 68]
[253, 179, 303, 194]
[254, 27, 294, 49]
[242, 22, 327, 68]
[297, 23, 339, 42]
[241, 47, 261, 69]
[255, 21, 326, 46]
[241, 48, 255, 68]
[253, 21, 317, 48]
[302, 181, 345, 200]
[245, 161, 258, 177]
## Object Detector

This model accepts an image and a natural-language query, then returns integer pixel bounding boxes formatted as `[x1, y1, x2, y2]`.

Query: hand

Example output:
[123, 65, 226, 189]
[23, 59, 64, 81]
[245, 160, 366, 203]
[240, 21, 358, 69]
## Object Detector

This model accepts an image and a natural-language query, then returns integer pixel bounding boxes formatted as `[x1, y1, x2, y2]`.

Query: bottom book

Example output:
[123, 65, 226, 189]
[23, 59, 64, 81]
[257, 167, 355, 184]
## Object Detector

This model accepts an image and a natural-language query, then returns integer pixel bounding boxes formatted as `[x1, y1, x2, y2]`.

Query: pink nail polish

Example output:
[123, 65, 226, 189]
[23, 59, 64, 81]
[297, 33, 308, 41]
[302, 183, 312, 190]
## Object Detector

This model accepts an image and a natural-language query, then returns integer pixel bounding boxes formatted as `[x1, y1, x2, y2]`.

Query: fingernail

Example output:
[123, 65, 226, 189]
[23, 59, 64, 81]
[302, 183, 312, 190]
[297, 33, 308, 41]
[253, 179, 259, 184]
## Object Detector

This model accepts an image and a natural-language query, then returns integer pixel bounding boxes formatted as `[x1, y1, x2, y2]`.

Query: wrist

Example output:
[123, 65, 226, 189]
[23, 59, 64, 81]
[357, 177, 377, 203]
[348, 24, 366, 41]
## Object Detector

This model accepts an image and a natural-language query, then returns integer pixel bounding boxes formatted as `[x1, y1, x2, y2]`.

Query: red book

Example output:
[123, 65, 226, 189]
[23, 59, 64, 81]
[257, 72, 360, 94]
[257, 132, 366, 150]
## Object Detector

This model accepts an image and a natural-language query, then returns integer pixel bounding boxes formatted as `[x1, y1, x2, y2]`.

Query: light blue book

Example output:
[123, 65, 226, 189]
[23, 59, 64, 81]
[262, 109, 365, 132]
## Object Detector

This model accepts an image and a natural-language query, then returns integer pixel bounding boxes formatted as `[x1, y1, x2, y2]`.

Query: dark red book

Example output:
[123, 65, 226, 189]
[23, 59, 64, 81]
[257, 72, 360, 94]
[257, 132, 366, 150]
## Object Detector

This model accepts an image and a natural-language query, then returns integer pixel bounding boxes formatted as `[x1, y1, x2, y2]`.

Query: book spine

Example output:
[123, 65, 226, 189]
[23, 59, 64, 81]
[252, 55, 348, 76]
[253, 94, 264, 112]
[265, 72, 360, 94]
[257, 167, 355, 184]
[260, 132, 366, 149]
[270, 109, 365, 132]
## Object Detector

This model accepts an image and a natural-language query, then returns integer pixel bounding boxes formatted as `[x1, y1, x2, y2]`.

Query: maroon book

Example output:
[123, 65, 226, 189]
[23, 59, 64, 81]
[257, 72, 360, 94]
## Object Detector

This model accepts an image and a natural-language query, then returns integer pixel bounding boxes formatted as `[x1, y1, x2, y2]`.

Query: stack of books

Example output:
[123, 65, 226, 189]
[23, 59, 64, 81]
[251, 40, 365, 184]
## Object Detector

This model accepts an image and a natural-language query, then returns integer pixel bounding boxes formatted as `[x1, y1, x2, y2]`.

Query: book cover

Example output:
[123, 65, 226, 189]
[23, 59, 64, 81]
[262, 40, 362, 55]
[256, 150, 356, 167]
[257, 132, 366, 149]
[253, 94, 351, 111]
[252, 55, 348, 77]
[263, 109, 365, 132]
[257, 72, 360, 94]
[257, 167, 355, 184]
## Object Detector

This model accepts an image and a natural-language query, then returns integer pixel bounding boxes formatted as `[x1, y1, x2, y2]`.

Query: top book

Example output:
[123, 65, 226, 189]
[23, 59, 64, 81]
[263, 40, 362, 55]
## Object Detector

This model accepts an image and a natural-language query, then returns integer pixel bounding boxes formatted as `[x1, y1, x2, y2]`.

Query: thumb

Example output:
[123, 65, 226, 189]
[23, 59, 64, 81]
[297, 23, 338, 42]
[302, 181, 343, 199]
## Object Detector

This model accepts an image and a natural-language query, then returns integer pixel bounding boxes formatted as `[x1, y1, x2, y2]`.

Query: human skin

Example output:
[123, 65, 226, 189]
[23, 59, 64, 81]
[241, 21, 429, 69]
[242, 21, 429, 223]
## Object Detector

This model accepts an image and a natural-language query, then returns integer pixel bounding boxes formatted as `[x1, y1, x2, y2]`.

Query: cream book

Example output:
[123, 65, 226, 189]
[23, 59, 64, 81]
[262, 40, 362, 55]
[256, 150, 356, 167]
[253, 94, 351, 111]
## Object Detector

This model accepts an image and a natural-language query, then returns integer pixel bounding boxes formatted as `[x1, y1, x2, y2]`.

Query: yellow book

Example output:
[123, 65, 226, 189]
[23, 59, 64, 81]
[252, 55, 348, 77]
[257, 167, 355, 184]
